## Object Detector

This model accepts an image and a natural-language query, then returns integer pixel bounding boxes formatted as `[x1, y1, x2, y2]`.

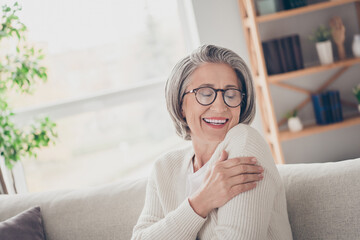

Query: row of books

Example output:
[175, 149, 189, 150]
[311, 90, 343, 125]
[262, 34, 304, 75]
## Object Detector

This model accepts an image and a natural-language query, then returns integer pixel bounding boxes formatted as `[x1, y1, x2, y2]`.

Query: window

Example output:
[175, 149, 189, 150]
[22, 97, 189, 192]
[5, 0, 191, 192]
[10, 0, 186, 108]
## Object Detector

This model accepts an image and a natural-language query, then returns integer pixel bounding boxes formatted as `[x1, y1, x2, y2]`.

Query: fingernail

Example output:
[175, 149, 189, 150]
[258, 166, 263, 171]
[251, 158, 257, 163]
[259, 173, 264, 178]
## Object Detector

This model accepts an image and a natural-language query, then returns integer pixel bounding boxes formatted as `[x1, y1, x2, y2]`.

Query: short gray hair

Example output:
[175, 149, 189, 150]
[165, 44, 256, 140]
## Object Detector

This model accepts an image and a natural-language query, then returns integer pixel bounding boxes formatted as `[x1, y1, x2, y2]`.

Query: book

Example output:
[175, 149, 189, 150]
[321, 92, 333, 124]
[290, 34, 304, 70]
[280, 36, 297, 72]
[311, 94, 327, 125]
[334, 90, 343, 121]
[263, 35, 304, 75]
[312, 91, 344, 125]
[328, 90, 344, 123]
[262, 39, 284, 75]
[283, 0, 307, 10]
[277, 38, 288, 72]
[328, 91, 339, 122]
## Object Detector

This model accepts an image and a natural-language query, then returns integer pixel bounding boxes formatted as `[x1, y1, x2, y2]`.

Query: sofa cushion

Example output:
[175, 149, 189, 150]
[277, 158, 360, 240]
[0, 177, 147, 240]
[0, 206, 46, 240]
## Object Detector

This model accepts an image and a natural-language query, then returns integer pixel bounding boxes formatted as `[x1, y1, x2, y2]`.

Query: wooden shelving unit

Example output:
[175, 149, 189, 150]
[268, 57, 360, 83]
[279, 115, 360, 141]
[256, 0, 360, 22]
[238, 0, 360, 164]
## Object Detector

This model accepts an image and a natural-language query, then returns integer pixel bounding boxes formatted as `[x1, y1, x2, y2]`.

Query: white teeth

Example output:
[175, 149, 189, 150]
[203, 118, 227, 124]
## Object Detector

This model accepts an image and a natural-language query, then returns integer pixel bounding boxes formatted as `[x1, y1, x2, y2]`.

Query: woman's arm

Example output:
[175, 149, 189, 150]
[211, 124, 291, 240]
[131, 167, 207, 240]
[188, 152, 263, 218]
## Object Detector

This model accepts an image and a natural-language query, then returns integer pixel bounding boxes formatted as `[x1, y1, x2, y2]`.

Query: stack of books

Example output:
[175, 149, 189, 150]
[311, 90, 343, 125]
[262, 34, 304, 75]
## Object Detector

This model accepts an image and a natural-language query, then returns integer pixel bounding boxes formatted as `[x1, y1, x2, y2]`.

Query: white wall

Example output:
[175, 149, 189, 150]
[190, 0, 265, 137]
[191, 0, 360, 164]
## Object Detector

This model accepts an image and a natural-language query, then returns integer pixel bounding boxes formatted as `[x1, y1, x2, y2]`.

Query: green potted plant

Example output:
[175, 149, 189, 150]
[285, 109, 303, 132]
[353, 84, 360, 112]
[0, 2, 57, 193]
[309, 25, 334, 65]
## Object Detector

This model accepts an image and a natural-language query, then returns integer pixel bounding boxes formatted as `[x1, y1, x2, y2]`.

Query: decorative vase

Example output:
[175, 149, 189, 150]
[316, 40, 334, 65]
[288, 117, 303, 132]
[352, 34, 360, 58]
[358, 104, 360, 112]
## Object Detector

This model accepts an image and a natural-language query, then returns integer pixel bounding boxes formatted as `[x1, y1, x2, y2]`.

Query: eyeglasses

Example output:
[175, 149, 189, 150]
[182, 87, 245, 108]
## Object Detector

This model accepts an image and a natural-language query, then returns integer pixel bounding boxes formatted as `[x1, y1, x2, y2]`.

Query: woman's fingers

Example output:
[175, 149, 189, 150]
[226, 164, 264, 177]
[193, 156, 264, 214]
[221, 156, 257, 168]
[217, 150, 229, 163]
[228, 173, 263, 187]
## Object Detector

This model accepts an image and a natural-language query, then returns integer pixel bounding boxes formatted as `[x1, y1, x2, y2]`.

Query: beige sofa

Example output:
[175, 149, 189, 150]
[0, 158, 359, 240]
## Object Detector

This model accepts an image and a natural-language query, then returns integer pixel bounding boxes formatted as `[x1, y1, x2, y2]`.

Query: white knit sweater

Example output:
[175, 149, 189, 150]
[132, 124, 293, 240]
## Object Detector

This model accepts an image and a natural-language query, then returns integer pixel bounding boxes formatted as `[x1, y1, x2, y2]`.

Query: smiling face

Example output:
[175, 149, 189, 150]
[181, 63, 241, 145]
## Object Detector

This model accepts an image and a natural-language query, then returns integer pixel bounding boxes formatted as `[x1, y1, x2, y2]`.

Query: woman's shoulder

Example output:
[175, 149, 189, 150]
[221, 123, 274, 165]
[223, 124, 280, 181]
[225, 123, 265, 145]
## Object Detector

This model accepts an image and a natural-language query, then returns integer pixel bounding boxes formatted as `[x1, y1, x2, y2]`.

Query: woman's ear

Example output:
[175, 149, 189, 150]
[181, 106, 186, 118]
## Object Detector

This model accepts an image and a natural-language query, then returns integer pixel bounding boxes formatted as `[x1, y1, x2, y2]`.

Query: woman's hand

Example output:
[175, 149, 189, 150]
[188, 150, 264, 218]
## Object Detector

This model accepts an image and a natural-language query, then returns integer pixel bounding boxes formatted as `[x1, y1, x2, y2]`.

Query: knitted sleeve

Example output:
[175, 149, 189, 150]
[131, 161, 207, 240]
[207, 124, 291, 239]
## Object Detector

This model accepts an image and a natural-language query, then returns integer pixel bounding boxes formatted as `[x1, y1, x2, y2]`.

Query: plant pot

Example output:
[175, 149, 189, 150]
[316, 40, 334, 65]
[352, 34, 360, 58]
[288, 117, 303, 132]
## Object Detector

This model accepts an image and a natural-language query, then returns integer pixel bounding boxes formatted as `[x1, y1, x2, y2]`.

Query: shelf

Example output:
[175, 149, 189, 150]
[279, 115, 360, 141]
[239, 0, 360, 163]
[267, 57, 360, 83]
[256, 0, 360, 23]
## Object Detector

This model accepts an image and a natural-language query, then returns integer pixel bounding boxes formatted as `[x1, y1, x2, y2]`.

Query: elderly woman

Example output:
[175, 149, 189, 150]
[132, 45, 292, 239]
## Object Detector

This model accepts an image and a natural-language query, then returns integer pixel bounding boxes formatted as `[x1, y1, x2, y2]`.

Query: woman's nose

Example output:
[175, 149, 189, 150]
[209, 93, 227, 112]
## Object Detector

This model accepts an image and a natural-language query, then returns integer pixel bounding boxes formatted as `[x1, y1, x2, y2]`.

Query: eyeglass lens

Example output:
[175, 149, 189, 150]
[196, 87, 242, 107]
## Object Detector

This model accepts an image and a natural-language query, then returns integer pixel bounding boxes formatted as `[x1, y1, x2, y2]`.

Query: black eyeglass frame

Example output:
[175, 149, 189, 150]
[182, 87, 246, 108]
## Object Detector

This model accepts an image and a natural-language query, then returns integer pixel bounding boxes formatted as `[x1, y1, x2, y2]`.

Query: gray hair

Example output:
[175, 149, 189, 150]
[165, 44, 256, 140]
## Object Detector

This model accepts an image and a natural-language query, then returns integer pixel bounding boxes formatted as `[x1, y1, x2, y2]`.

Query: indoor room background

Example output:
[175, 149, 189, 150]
[1, 0, 359, 194]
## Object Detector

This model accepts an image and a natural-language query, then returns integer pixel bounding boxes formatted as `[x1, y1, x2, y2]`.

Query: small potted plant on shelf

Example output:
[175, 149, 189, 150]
[309, 25, 334, 65]
[285, 109, 303, 132]
[352, 84, 360, 112]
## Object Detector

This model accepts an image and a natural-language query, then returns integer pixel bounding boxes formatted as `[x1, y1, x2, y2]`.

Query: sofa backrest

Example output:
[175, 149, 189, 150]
[0, 158, 360, 240]
[277, 158, 360, 240]
[0, 177, 147, 240]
